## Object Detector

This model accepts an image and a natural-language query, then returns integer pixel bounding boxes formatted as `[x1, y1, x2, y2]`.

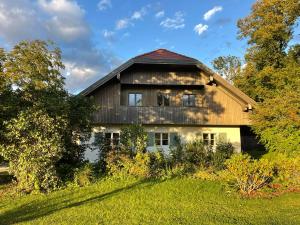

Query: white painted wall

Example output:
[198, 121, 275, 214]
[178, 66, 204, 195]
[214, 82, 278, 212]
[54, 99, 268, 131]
[84, 125, 241, 162]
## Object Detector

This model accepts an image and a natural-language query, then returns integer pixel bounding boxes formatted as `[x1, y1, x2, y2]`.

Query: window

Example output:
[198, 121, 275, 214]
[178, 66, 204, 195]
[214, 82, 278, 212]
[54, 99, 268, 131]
[203, 133, 216, 146]
[104, 132, 120, 146]
[155, 133, 169, 146]
[157, 93, 170, 106]
[162, 133, 169, 145]
[112, 133, 120, 145]
[155, 133, 161, 146]
[128, 93, 142, 106]
[182, 94, 196, 107]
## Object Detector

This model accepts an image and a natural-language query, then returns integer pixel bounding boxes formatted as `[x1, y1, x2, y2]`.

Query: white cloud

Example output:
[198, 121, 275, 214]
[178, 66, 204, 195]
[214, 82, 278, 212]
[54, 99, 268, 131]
[115, 19, 130, 30]
[203, 6, 223, 21]
[155, 10, 164, 18]
[97, 0, 111, 11]
[131, 7, 147, 20]
[194, 24, 208, 35]
[160, 11, 185, 30]
[0, 0, 45, 43]
[0, 0, 121, 93]
[38, 0, 89, 42]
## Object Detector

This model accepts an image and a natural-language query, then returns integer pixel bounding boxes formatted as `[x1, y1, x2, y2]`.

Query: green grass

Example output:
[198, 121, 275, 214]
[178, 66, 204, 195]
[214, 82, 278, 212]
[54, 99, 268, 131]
[0, 178, 299, 225]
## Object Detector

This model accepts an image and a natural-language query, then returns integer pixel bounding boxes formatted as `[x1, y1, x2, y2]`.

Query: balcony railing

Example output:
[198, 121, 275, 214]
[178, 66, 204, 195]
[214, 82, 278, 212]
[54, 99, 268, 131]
[93, 106, 209, 125]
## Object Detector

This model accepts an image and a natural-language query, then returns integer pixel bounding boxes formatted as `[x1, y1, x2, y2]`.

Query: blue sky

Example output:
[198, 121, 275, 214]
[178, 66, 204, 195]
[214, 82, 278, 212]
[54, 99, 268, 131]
[0, 0, 262, 93]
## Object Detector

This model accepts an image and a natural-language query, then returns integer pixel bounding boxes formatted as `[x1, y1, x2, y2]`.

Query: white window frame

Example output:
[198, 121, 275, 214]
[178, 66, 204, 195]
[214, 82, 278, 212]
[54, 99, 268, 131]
[104, 132, 120, 146]
[202, 132, 216, 147]
[154, 133, 169, 146]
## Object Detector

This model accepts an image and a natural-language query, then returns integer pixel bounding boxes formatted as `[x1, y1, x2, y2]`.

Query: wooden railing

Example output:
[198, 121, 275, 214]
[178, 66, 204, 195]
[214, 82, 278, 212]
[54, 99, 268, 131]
[93, 106, 209, 125]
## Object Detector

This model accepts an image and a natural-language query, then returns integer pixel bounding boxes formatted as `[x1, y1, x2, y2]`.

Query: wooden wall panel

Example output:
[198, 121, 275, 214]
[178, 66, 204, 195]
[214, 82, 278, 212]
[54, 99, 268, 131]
[120, 69, 205, 85]
[90, 69, 252, 125]
[120, 87, 205, 107]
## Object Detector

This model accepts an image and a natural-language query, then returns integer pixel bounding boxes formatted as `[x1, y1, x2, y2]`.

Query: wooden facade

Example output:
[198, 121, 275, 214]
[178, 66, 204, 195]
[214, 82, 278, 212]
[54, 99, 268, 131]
[82, 49, 255, 127]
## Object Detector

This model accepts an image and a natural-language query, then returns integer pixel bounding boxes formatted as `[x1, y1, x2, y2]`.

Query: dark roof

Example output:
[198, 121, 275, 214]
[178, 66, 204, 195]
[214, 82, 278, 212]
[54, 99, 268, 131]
[80, 49, 256, 106]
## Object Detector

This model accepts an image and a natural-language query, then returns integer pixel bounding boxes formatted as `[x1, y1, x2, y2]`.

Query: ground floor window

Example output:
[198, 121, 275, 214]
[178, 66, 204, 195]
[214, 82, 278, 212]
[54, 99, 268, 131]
[104, 132, 120, 146]
[154, 133, 169, 146]
[203, 133, 216, 146]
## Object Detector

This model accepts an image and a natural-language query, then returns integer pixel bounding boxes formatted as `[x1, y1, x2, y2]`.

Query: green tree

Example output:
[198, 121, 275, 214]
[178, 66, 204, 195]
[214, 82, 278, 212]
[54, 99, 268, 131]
[211, 55, 242, 84]
[0, 40, 95, 189]
[0, 109, 65, 192]
[235, 0, 300, 154]
[237, 0, 300, 70]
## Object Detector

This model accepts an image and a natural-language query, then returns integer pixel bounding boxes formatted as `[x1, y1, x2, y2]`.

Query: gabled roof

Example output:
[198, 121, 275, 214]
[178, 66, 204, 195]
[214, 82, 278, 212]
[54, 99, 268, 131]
[133, 49, 198, 63]
[80, 49, 256, 106]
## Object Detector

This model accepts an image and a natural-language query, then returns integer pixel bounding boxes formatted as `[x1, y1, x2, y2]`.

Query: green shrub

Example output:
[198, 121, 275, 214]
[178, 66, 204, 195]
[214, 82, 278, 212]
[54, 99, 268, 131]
[183, 139, 207, 167]
[73, 163, 95, 187]
[0, 109, 65, 193]
[193, 167, 218, 181]
[212, 142, 234, 170]
[263, 153, 300, 187]
[106, 151, 134, 179]
[169, 135, 184, 164]
[224, 154, 274, 195]
[120, 124, 148, 156]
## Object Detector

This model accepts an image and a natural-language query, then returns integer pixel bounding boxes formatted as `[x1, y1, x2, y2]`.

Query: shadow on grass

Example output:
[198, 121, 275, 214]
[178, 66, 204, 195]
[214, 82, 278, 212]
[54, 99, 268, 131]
[0, 179, 164, 225]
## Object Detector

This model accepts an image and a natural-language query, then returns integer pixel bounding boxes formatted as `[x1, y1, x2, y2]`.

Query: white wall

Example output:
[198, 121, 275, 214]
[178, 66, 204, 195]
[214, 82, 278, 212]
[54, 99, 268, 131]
[84, 125, 241, 162]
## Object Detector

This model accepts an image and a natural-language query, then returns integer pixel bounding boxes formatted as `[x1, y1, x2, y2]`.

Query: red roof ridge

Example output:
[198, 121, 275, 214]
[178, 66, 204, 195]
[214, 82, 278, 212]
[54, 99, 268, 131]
[133, 48, 198, 62]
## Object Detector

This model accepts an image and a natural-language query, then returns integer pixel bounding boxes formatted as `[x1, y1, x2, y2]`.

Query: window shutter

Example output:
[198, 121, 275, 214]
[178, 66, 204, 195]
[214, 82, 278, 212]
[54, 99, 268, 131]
[170, 132, 178, 147]
[147, 132, 155, 146]
[218, 133, 227, 143]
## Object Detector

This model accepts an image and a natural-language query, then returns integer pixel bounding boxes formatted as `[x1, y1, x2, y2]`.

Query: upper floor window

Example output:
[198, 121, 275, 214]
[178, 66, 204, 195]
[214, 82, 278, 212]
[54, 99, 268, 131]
[128, 93, 142, 106]
[182, 94, 196, 107]
[157, 93, 170, 106]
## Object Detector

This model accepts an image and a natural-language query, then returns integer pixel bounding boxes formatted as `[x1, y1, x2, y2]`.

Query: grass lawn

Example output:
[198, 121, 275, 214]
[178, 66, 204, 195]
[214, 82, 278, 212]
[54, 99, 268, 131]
[0, 178, 299, 225]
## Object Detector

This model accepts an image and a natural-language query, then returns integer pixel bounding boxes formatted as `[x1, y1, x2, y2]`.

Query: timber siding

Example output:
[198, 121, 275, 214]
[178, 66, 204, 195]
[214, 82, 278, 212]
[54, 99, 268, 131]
[83, 49, 255, 126]
[120, 67, 205, 85]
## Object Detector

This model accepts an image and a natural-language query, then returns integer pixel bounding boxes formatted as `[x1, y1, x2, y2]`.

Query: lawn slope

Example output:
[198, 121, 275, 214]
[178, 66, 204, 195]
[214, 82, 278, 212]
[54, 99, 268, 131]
[0, 178, 299, 225]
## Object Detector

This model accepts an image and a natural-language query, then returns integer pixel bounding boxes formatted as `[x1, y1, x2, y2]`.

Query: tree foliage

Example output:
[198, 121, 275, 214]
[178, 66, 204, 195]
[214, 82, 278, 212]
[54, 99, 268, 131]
[237, 0, 300, 70]
[0, 40, 95, 191]
[0, 109, 65, 192]
[211, 55, 242, 84]
[233, 0, 300, 154]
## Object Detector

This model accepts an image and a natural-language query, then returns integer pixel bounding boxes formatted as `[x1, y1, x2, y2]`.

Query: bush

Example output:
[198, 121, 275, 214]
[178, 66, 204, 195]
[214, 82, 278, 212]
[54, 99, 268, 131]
[73, 163, 95, 187]
[212, 142, 234, 170]
[193, 167, 218, 181]
[106, 151, 135, 179]
[120, 124, 148, 156]
[263, 153, 300, 187]
[169, 135, 184, 164]
[183, 140, 208, 167]
[224, 154, 274, 195]
[0, 109, 65, 193]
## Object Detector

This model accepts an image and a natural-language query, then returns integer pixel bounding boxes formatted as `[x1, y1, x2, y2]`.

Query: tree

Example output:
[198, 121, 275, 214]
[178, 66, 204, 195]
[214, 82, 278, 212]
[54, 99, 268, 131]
[235, 0, 300, 101]
[211, 55, 242, 84]
[237, 0, 300, 70]
[0, 40, 95, 190]
[0, 109, 65, 192]
[235, 0, 300, 154]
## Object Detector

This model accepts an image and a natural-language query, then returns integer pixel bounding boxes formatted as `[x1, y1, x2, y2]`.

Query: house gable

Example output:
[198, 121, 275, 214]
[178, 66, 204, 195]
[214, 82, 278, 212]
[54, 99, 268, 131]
[81, 49, 255, 126]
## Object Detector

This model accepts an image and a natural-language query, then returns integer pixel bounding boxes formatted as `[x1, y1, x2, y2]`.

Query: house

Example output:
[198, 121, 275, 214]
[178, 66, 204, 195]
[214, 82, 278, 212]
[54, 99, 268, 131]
[81, 49, 258, 161]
